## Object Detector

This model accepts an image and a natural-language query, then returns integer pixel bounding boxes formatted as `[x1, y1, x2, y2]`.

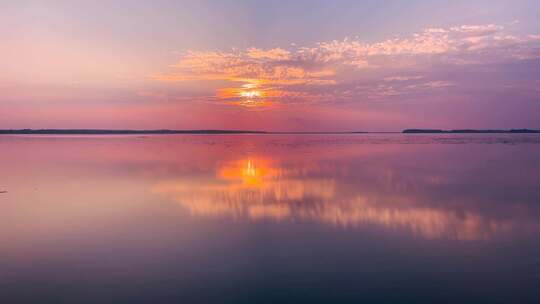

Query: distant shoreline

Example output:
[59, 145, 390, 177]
[0, 129, 392, 135]
[0, 129, 539, 135]
[402, 129, 540, 134]
[0, 129, 267, 135]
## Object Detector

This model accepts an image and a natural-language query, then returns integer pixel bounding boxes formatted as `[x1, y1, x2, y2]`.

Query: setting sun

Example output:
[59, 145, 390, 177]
[240, 90, 262, 98]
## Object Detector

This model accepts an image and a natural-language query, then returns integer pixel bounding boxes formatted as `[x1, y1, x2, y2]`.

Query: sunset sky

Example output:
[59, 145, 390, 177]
[2, 0, 540, 131]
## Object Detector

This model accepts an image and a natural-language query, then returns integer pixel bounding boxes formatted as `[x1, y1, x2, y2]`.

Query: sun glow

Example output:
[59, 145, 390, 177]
[216, 82, 273, 107]
[242, 83, 257, 89]
[240, 90, 262, 98]
[236, 83, 269, 107]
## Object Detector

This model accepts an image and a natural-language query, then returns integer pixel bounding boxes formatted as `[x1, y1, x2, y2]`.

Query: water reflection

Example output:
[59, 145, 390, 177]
[1, 134, 540, 244]
[153, 158, 336, 221]
[152, 145, 540, 241]
[2, 134, 540, 302]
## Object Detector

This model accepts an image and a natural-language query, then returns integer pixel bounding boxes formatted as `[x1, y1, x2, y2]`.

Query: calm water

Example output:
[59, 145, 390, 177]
[1, 134, 540, 303]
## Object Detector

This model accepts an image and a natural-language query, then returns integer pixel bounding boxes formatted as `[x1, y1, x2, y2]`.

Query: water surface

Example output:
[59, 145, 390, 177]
[1, 134, 540, 303]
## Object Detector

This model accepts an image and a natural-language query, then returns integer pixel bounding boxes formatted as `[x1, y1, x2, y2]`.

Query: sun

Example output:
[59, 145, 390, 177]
[240, 90, 262, 98]
[220, 82, 271, 107]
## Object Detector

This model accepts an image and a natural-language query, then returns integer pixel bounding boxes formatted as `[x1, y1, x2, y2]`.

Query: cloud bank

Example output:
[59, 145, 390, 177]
[156, 23, 540, 106]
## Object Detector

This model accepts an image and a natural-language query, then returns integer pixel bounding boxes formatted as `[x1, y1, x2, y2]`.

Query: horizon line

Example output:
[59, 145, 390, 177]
[1, 128, 540, 135]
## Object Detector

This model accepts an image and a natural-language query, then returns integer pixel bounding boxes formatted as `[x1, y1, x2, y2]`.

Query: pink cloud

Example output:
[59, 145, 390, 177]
[154, 23, 540, 106]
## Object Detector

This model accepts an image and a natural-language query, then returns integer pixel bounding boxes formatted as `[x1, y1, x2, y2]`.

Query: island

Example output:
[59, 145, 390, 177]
[402, 129, 540, 134]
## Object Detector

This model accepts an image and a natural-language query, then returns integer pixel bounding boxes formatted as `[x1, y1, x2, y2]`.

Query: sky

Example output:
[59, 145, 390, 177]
[1, 0, 540, 131]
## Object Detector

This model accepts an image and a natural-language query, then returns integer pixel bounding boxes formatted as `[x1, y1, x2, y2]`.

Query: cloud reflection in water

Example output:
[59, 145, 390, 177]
[152, 154, 529, 241]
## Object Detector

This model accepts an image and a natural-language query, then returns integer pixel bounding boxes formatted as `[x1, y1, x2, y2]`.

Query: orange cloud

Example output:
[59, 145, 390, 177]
[246, 47, 291, 60]
[154, 23, 540, 106]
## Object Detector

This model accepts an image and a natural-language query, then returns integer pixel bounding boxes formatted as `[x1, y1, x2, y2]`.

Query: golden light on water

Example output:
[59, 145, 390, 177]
[218, 158, 274, 187]
[151, 157, 522, 240]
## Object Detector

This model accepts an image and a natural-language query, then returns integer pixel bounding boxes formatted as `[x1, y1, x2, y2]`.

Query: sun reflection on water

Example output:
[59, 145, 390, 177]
[151, 157, 522, 240]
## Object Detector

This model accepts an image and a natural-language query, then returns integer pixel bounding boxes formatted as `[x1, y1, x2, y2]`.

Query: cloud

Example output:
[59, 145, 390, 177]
[155, 23, 540, 106]
[308, 23, 537, 62]
[157, 50, 335, 86]
[450, 24, 503, 36]
[384, 75, 424, 82]
[246, 47, 291, 60]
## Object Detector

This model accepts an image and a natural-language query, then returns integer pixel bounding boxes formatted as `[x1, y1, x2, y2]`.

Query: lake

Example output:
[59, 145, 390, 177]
[1, 134, 539, 303]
